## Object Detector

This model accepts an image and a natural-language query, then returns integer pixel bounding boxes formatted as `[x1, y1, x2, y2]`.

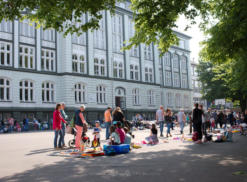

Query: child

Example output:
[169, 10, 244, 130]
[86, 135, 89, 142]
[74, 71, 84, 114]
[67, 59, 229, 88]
[109, 126, 120, 145]
[210, 117, 215, 131]
[123, 127, 132, 144]
[145, 124, 159, 145]
[116, 121, 126, 144]
[92, 121, 101, 147]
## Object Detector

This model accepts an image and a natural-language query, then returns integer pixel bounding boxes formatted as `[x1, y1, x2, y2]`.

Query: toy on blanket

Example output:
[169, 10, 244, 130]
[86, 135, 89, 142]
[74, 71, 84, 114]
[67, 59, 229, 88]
[103, 144, 130, 156]
[131, 143, 142, 149]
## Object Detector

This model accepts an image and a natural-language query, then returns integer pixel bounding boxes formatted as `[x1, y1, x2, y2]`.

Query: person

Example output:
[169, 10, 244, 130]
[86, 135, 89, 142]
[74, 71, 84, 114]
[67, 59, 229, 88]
[74, 105, 87, 149]
[60, 102, 68, 147]
[188, 112, 193, 134]
[145, 124, 159, 145]
[109, 126, 120, 145]
[156, 106, 165, 137]
[53, 103, 67, 149]
[123, 127, 132, 144]
[112, 107, 125, 126]
[104, 107, 112, 140]
[165, 109, 173, 137]
[228, 111, 234, 126]
[8, 117, 14, 132]
[217, 111, 224, 128]
[92, 121, 101, 147]
[199, 105, 206, 136]
[192, 103, 203, 144]
[177, 108, 186, 135]
[116, 121, 125, 144]
[240, 110, 247, 135]
[33, 118, 41, 130]
[23, 117, 29, 131]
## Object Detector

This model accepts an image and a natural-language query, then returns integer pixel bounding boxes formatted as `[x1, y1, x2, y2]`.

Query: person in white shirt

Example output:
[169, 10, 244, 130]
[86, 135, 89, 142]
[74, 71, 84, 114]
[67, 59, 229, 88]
[177, 109, 186, 134]
[156, 106, 165, 137]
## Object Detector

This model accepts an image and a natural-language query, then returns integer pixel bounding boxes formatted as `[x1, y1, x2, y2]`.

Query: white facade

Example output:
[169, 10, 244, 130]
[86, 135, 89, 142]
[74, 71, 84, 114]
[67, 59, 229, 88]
[0, 3, 192, 121]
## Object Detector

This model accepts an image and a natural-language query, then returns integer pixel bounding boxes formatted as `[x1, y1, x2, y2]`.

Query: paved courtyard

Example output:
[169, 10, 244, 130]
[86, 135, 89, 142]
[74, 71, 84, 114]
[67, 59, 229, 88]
[0, 126, 247, 182]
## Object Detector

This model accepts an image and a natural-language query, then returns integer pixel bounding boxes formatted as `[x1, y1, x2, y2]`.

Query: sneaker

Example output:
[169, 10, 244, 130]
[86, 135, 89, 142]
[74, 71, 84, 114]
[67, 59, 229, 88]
[160, 134, 164, 137]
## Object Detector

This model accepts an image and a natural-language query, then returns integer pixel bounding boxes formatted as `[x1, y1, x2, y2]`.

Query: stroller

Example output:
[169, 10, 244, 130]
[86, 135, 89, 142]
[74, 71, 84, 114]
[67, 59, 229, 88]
[67, 123, 90, 148]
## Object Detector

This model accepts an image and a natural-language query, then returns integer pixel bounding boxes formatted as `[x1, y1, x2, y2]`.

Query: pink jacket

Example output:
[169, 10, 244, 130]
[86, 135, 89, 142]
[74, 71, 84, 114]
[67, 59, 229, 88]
[53, 110, 66, 130]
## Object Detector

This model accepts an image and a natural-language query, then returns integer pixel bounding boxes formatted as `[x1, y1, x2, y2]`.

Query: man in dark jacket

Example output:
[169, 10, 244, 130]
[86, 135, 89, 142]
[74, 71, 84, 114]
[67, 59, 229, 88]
[192, 103, 203, 143]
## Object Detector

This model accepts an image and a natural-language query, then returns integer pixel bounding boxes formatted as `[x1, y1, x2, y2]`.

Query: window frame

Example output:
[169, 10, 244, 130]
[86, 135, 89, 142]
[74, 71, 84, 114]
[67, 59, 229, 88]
[42, 81, 55, 103]
[0, 78, 11, 101]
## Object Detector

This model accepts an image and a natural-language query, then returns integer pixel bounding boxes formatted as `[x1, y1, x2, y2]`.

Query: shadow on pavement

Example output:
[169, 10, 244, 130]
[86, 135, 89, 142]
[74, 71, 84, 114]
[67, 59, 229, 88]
[1, 136, 247, 182]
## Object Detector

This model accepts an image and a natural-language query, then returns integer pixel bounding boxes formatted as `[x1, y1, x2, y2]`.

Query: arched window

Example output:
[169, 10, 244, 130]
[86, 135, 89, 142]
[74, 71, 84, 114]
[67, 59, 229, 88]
[75, 83, 86, 103]
[0, 78, 11, 101]
[42, 82, 55, 103]
[19, 80, 34, 102]
[132, 88, 140, 105]
[72, 54, 86, 73]
[147, 90, 155, 105]
[96, 85, 106, 103]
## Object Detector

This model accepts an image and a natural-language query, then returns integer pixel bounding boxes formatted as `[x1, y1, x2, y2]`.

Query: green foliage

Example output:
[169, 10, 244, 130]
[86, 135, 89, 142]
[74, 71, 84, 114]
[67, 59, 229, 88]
[0, 0, 117, 36]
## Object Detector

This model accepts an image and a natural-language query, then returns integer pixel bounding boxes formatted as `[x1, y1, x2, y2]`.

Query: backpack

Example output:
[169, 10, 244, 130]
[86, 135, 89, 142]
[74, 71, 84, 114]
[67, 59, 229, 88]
[192, 132, 198, 141]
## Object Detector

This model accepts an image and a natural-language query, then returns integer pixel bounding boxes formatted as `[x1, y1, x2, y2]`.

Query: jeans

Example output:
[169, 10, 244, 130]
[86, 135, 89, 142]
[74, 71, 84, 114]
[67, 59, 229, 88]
[167, 123, 171, 135]
[159, 121, 164, 136]
[54, 130, 63, 148]
[180, 122, 184, 134]
[61, 126, 65, 146]
[105, 121, 111, 139]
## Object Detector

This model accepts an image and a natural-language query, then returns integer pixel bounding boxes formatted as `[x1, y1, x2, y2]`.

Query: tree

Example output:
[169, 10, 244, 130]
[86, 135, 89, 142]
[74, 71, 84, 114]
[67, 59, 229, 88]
[0, 0, 117, 35]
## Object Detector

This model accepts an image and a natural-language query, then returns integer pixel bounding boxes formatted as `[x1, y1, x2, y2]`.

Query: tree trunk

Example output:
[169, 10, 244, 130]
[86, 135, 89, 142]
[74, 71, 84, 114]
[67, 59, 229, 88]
[240, 95, 247, 112]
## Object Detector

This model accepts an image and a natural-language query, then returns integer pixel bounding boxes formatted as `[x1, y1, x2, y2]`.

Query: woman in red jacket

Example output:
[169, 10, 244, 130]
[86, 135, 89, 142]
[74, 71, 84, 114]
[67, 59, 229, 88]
[53, 103, 67, 149]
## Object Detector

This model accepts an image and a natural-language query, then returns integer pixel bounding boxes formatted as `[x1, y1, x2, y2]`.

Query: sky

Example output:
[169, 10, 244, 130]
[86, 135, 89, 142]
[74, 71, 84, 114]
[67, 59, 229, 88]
[175, 15, 205, 63]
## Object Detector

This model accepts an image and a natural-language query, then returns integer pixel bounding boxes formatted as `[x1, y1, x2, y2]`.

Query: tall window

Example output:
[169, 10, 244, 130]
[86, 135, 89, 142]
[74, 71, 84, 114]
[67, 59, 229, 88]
[0, 20, 12, 33]
[41, 49, 55, 71]
[41, 29, 55, 42]
[175, 93, 181, 108]
[0, 78, 10, 101]
[94, 13, 106, 49]
[132, 88, 140, 105]
[0, 41, 12, 66]
[173, 54, 179, 69]
[144, 44, 153, 60]
[130, 64, 139, 80]
[181, 56, 187, 72]
[147, 90, 155, 105]
[167, 92, 173, 106]
[94, 58, 106, 76]
[19, 80, 34, 102]
[164, 52, 171, 66]
[72, 54, 86, 74]
[72, 15, 86, 45]
[174, 72, 180, 87]
[96, 85, 106, 103]
[19, 45, 35, 69]
[165, 71, 172, 86]
[20, 20, 35, 38]
[113, 61, 124, 78]
[128, 17, 139, 57]
[75, 83, 86, 103]
[181, 74, 188, 88]
[145, 67, 153, 82]
[112, 14, 123, 53]
[42, 82, 55, 103]
[184, 95, 189, 108]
